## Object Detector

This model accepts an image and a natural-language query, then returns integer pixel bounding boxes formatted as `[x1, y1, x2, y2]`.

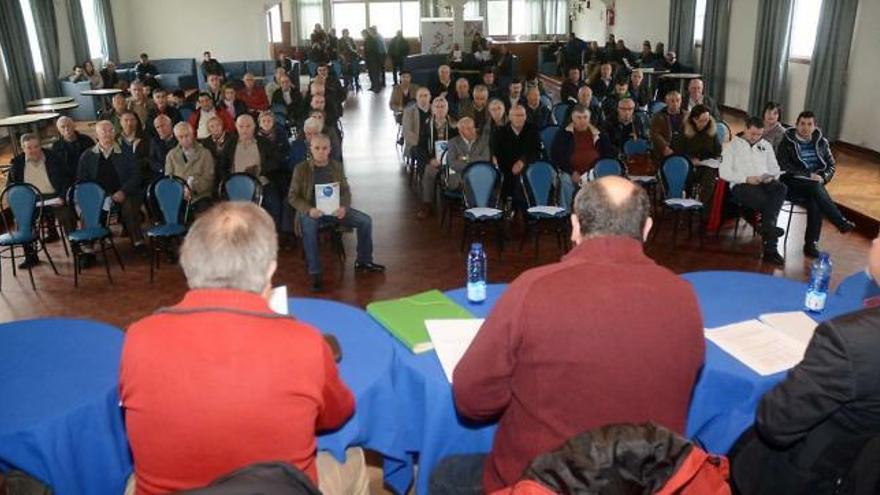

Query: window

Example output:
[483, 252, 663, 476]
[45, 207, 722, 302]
[79, 0, 105, 60]
[331, 0, 420, 39]
[789, 0, 822, 59]
[464, 0, 480, 18]
[19, 0, 44, 73]
[485, 0, 566, 37]
[693, 0, 707, 44]
[299, 0, 325, 42]
[333, 2, 366, 39]
[267, 4, 283, 43]
[486, 0, 509, 36]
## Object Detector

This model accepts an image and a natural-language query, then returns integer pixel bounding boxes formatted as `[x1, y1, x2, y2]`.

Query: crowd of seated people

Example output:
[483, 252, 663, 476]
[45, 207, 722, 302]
[392, 32, 856, 264]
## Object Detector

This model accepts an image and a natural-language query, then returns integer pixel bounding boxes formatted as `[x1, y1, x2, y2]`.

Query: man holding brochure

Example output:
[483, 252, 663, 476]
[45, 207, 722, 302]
[289, 133, 385, 291]
[432, 177, 705, 493]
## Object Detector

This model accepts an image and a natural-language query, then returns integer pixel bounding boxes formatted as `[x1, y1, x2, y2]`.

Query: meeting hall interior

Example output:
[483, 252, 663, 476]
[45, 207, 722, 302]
[1, 0, 880, 493]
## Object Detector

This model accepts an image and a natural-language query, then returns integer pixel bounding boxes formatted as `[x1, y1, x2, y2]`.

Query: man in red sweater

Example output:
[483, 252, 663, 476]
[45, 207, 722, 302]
[432, 176, 705, 494]
[119, 202, 364, 494]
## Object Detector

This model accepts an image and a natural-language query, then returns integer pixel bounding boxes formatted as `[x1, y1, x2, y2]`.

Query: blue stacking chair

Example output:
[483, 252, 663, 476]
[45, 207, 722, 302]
[591, 157, 625, 179]
[623, 138, 650, 157]
[461, 162, 504, 254]
[220, 173, 263, 204]
[0, 183, 58, 290]
[67, 181, 125, 287]
[539, 94, 553, 110]
[552, 102, 571, 126]
[521, 161, 568, 260]
[539, 126, 560, 160]
[146, 177, 190, 283]
[650, 101, 667, 114]
[657, 155, 704, 247]
[716, 120, 731, 145]
[437, 150, 464, 232]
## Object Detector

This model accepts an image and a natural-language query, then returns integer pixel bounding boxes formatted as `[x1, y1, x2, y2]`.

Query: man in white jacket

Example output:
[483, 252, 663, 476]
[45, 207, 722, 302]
[720, 117, 788, 265]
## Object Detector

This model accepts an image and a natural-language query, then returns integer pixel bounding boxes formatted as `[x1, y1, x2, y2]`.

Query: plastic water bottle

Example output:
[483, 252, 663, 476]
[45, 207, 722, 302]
[467, 243, 487, 304]
[805, 252, 832, 313]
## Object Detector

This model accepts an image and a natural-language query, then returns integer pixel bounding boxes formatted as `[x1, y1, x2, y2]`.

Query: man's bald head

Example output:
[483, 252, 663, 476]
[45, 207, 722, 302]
[571, 176, 651, 243]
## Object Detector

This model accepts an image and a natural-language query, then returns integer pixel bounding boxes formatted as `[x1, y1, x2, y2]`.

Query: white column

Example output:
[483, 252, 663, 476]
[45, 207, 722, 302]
[448, 0, 467, 48]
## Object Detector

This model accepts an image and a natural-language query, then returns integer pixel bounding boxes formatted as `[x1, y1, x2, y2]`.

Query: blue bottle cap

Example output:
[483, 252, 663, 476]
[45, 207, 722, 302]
[470, 242, 483, 251]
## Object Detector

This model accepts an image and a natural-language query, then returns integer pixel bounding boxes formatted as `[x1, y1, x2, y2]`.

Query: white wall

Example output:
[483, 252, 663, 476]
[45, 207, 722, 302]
[110, 0, 271, 62]
[839, 0, 880, 151]
[722, 0, 757, 111]
[612, 0, 668, 46]
[571, 4, 607, 42]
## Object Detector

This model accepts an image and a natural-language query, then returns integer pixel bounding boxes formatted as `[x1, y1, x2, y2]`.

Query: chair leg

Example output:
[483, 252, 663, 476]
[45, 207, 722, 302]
[108, 237, 125, 271]
[9, 245, 16, 277]
[783, 204, 795, 258]
[99, 239, 114, 284]
[40, 240, 58, 275]
[672, 211, 680, 246]
[72, 243, 80, 288]
[533, 226, 540, 263]
[26, 259, 36, 291]
[149, 238, 156, 283]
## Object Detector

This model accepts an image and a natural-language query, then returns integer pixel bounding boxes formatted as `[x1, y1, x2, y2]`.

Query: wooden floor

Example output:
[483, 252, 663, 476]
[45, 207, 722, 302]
[0, 85, 876, 327]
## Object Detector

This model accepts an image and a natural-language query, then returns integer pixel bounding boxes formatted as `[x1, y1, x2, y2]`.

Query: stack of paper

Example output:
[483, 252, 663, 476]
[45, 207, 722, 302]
[705, 311, 817, 376]
[425, 319, 484, 382]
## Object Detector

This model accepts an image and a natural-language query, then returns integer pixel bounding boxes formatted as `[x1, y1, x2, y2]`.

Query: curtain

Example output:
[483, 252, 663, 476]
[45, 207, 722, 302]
[699, 0, 730, 103]
[67, 0, 90, 63]
[0, 0, 39, 113]
[668, 0, 697, 68]
[804, 0, 859, 141]
[748, 0, 794, 116]
[95, 0, 118, 62]
[32, 0, 61, 96]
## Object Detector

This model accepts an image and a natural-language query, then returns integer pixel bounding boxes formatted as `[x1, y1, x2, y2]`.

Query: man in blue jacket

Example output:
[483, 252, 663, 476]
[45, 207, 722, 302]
[776, 111, 855, 258]
[77, 120, 145, 250]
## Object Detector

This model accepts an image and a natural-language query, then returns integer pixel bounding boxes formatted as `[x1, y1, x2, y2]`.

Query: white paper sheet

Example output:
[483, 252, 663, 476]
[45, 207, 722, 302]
[759, 311, 818, 347]
[426, 319, 485, 383]
[665, 198, 703, 208]
[268, 286, 288, 315]
[315, 182, 340, 215]
[37, 197, 63, 208]
[705, 319, 806, 376]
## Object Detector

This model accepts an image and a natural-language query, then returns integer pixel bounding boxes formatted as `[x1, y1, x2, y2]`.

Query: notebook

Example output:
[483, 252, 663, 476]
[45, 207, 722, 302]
[367, 290, 475, 354]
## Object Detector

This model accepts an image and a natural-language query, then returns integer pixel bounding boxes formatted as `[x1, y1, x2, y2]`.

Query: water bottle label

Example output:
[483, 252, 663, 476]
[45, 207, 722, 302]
[804, 290, 827, 312]
[467, 281, 486, 303]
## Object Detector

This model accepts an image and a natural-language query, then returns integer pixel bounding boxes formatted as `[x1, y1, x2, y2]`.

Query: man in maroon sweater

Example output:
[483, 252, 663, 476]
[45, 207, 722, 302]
[120, 202, 366, 495]
[432, 176, 705, 494]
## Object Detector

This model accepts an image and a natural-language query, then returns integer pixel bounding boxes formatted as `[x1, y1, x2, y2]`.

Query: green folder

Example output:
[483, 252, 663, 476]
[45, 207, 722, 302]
[367, 289, 475, 354]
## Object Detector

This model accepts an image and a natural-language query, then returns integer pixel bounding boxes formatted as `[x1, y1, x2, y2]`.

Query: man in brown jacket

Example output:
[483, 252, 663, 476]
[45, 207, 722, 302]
[165, 122, 216, 213]
[649, 90, 685, 163]
[288, 133, 384, 291]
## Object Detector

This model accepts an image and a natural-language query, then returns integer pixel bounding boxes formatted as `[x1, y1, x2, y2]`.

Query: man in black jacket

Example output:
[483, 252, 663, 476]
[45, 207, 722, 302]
[490, 105, 541, 209]
[200, 51, 225, 80]
[51, 116, 95, 177]
[730, 233, 880, 494]
[148, 114, 178, 182]
[134, 53, 159, 90]
[10, 134, 76, 267]
[388, 30, 409, 85]
[777, 111, 855, 257]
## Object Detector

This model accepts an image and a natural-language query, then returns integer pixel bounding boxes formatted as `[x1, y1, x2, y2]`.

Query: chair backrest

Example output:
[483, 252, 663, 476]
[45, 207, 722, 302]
[148, 176, 188, 226]
[660, 155, 693, 199]
[592, 158, 625, 179]
[1, 183, 40, 237]
[552, 103, 571, 126]
[539, 94, 552, 110]
[523, 161, 558, 207]
[222, 173, 261, 203]
[69, 181, 108, 230]
[462, 161, 500, 208]
[539, 126, 559, 157]
[623, 138, 650, 157]
[651, 101, 667, 114]
[716, 120, 731, 145]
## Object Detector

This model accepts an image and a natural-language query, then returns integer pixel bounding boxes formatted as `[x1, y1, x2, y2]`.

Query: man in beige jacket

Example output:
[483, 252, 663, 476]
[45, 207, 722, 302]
[165, 122, 216, 213]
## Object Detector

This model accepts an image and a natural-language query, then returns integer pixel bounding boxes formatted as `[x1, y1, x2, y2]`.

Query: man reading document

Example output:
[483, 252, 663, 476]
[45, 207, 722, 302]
[289, 133, 385, 291]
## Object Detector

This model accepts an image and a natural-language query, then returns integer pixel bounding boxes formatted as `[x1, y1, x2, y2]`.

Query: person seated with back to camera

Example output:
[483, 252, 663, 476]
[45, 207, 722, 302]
[120, 201, 368, 495]
[430, 176, 705, 494]
[288, 133, 385, 292]
[164, 121, 215, 215]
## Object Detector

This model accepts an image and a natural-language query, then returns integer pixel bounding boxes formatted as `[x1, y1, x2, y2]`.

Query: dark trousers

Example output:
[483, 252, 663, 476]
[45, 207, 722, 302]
[366, 58, 384, 90]
[391, 58, 404, 85]
[781, 175, 847, 244]
[298, 208, 373, 275]
[429, 454, 486, 495]
[693, 165, 718, 219]
[731, 181, 787, 246]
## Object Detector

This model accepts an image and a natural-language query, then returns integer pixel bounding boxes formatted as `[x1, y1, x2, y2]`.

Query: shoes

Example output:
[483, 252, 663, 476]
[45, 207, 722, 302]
[310, 275, 322, 292]
[17, 256, 40, 270]
[837, 219, 856, 234]
[762, 249, 785, 266]
[803, 242, 821, 258]
[355, 261, 386, 273]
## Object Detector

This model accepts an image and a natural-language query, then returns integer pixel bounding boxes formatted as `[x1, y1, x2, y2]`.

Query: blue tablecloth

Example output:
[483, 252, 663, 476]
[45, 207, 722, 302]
[386, 273, 866, 493]
[289, 298, 406, 471]
[0, 318, 131, 495]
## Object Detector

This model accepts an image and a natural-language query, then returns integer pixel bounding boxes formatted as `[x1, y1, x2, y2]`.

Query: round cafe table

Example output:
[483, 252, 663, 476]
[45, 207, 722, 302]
[26, 102, 79, 114]
[26, 96, 74, 107]
[81, 88, 123, 115]
[0, 318, 131, 495]
[659, 72, 703, 94]
[635, 67, 669, 100]
[0, 112, 60, 155]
